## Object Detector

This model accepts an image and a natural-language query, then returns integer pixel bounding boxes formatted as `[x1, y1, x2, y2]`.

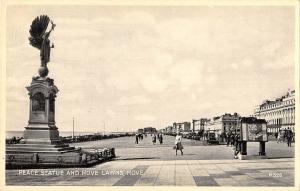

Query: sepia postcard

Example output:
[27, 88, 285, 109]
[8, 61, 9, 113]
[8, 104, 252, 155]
[0, 0, 299, 190]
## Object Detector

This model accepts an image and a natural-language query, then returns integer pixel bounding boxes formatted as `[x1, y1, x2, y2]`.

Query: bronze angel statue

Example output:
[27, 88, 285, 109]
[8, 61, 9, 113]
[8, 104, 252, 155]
[29, 15, 55, 68]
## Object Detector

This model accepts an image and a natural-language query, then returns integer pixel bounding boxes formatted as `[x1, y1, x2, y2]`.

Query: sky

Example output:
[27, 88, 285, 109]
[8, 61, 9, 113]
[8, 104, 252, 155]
[6, 5, 295, 133]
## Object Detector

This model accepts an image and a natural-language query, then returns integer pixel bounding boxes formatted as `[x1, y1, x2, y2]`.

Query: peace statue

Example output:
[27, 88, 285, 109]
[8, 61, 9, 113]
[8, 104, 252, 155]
[29, 15, 56, 77]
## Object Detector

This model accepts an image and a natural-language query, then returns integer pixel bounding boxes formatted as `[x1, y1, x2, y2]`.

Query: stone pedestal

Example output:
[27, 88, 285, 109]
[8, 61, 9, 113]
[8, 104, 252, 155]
[6, 77, 81, 168]
[6, 76, 115, 169]
[7, 77, 78, 153]
[20, 77, 61, 145]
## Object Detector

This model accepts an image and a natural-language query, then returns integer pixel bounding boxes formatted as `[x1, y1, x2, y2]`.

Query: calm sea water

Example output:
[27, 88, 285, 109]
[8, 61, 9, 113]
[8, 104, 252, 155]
[5, 131, 124, 138]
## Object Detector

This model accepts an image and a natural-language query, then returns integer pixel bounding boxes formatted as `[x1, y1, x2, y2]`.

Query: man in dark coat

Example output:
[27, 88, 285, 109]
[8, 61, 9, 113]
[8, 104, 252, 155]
[286, 128, 293, 147]
[226, 132, 230, 146]
[135, 134, 139, 144]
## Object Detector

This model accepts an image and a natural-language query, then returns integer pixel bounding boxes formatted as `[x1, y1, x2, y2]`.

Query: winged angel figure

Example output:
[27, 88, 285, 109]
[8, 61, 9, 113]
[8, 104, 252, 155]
[29, 15, 56, 66]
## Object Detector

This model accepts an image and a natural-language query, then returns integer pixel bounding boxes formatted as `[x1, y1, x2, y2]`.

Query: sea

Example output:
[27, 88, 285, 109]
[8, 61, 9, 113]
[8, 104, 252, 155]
[5, 131, 127, 139]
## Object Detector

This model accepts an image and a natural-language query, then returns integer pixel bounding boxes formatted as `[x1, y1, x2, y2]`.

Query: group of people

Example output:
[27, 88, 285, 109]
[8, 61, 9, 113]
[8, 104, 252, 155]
[135, 133, 163, 145]
[275, 128, 294, 147]
[225, 131, 240, 147]
[135, 131, 183, 156]
[135, 133, 144, 144]
[152, 133, 163, 145]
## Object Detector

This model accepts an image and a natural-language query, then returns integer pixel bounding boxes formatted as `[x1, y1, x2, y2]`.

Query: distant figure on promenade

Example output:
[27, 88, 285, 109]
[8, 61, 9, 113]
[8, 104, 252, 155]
[230, 133, 235, 146]
[204, 132, 208, 141]
[135, 134, 139, 144]
[275, 132, 278, 140]
[152, 135, 156, 145]
[286, 128, 293, 147]
[175, 132, 183, 155]
[159, 134, 163, 144]
[226, 132, 230, 146]
[221, 132, 226, 142]
[139, 134, 143, 141]
[234, 133, 241, 159]
[277, 131, 283, 143]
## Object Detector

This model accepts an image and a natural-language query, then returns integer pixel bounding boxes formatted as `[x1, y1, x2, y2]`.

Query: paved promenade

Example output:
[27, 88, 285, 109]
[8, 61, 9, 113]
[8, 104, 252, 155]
[6, 135, 295, 186]
[71, 135, 295, 160]
[6, 158, 294, 186]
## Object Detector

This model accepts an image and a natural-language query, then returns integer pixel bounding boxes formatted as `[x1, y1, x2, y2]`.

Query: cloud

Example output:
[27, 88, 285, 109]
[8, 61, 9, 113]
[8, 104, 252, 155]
[262, 51, 294, 70]
[168, 59, 205, 91]
[134, 114, 155, 122]
[5, 6, 295, 132]
[118, 95, 150, 106]
[105, 109, 116, 118]
[54, 28, 103, 39]
[140, 75, 168, 93]
[259, 41, 282, 57]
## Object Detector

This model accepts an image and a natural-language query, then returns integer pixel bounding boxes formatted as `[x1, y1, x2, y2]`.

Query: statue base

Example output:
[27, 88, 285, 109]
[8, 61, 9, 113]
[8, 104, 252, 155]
[5, 76, 115, 169]
[6, 143, 116, 169]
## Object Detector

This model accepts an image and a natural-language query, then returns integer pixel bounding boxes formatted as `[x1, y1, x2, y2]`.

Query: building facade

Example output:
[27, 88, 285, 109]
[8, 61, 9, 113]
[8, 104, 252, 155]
[137, 128, 144, 134]
[164, 126, 173, 134]
[192, 118, 209, 133]
[143, 127, 157, 134]
[254, 90, 295, 133]
[173, 122, 191, 133]
[205, 113, 241, 133]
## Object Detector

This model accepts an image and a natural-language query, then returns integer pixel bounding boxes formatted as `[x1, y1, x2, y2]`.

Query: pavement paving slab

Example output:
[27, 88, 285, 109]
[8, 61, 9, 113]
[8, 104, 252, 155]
[5, 136, 295, 187]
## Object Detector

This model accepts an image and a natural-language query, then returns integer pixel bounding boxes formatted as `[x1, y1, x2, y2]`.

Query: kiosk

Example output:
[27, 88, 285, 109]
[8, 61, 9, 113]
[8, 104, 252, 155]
[238, 117, 268, 160]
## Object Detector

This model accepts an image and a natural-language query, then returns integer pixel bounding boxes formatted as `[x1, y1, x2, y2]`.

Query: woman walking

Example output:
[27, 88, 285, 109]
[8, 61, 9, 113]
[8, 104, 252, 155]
[152, 134, 156, 145]
[175, 132, 183, 155]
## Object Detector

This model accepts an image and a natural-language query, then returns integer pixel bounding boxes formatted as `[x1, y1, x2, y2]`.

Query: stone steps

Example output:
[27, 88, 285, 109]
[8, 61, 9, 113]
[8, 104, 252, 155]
[7, 143, 70, 148]
[6, 144, 78, 154]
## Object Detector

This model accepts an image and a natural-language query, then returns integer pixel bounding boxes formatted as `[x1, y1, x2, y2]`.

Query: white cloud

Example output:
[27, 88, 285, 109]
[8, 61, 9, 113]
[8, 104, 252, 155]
[123, 11, 156, 25]
[169, 59, 205, 91]
[262, 51, 294, 70]
[118, 95, 150, 106]
[140, 75, 168, 93]
[5, 6, 295, 132]
[105, 109, 116, 118]
[241, 58, 254, 67]
[134, 114, 155, 122]
[259, 41, 282, 57]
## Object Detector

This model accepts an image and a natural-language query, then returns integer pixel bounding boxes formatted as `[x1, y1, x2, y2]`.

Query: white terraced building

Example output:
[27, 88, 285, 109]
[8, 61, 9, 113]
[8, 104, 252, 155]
[254, 90, 295, 133]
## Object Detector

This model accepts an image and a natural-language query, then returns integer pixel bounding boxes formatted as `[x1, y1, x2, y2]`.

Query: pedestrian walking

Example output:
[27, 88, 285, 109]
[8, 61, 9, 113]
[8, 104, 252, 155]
[152, 135, 156, 145]
[135, 134, 139, 144]
[226, 132, 230, 146]
[221, 132, 226, 143]
[230, 133, 235, 146]
[277, 131, 282, 143]
[174, 132, 183, 155]
[286, 128, 292, 147]
[159, 134, 163, 144]
[234, 133, 241, 159]
[205, 132, 208, 141]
